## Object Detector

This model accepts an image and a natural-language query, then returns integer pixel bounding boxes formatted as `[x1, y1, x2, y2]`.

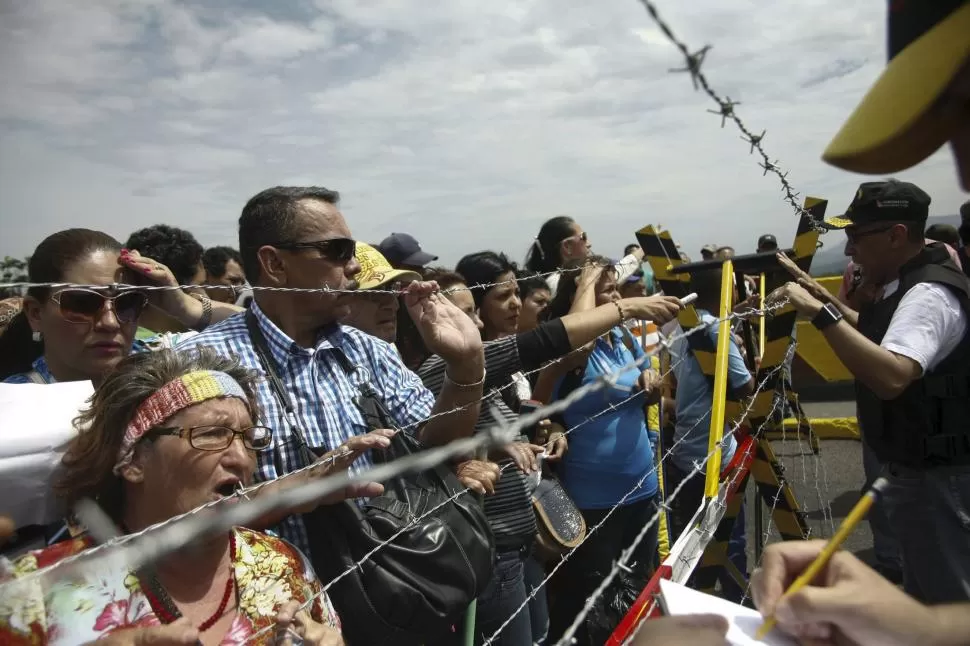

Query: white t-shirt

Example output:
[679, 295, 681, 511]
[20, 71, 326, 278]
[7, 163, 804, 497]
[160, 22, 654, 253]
[880, 281, 968, 373]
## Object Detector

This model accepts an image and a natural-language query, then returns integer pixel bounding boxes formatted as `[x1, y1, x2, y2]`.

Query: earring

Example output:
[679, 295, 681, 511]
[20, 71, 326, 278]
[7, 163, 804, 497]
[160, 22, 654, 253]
[31, 331, 42, 343]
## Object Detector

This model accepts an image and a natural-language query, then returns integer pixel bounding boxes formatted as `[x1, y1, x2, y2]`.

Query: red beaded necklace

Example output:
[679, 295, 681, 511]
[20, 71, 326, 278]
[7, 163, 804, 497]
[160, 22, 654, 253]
[142, 532, 237, 632]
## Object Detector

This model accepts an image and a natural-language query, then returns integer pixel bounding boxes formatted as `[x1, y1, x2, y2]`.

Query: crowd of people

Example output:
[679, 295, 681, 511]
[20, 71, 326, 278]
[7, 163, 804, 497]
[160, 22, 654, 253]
[1, 1, 970, 645]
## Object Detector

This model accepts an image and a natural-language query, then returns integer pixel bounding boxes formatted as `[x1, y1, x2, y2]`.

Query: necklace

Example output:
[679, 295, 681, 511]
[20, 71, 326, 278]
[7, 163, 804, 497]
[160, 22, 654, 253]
[141, 532, 237, 632]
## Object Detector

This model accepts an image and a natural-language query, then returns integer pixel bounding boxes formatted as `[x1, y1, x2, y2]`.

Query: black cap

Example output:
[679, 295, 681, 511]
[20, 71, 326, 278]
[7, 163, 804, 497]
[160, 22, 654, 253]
[823, 179, 931, 230]
[757, 234, 778, 251]
[889, 0, 967, 59]
[376, 233, 438, 267]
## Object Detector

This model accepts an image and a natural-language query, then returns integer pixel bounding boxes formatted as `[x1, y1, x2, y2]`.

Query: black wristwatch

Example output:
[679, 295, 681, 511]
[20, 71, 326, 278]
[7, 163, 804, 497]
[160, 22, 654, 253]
[812, 303, 843, 330]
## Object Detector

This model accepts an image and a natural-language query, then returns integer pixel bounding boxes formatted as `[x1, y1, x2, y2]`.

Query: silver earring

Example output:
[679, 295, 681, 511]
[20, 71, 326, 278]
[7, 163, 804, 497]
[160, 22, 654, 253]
[31, 331, 42, 343]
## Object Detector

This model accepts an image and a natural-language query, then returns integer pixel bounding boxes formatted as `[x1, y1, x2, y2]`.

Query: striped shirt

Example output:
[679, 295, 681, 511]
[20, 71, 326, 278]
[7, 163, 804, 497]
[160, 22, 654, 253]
[418, 336, 537, 548]
[177, 302, 434, 555]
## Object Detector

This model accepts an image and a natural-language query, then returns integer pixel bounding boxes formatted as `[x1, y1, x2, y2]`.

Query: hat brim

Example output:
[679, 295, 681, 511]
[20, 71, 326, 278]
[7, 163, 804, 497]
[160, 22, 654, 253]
[822, 3, 970, 175]
[821, 215, 854, 230]
[401, 250, 438, 267]
[360, 268, 422, 291]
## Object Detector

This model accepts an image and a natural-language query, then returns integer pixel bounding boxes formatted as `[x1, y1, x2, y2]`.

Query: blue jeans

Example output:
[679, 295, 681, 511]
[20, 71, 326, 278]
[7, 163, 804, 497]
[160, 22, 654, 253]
[861, 440, 902, 572]
[884, 463, 970, 604]
[474, 548, 545, 646]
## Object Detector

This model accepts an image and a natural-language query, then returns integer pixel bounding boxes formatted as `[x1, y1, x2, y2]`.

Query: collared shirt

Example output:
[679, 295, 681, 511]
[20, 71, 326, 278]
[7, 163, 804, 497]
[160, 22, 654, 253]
[3, 356, 56, 384]
[177, 302, 434, 554]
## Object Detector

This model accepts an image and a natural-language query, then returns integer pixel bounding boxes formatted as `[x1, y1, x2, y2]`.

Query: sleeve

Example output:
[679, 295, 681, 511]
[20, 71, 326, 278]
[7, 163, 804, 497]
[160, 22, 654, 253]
[371, 341, 434, 431]
[881, 283, 967, 372]
[514, 319, 571, 371]
[614, 254, 641, 283]
[711, 324, 752, 390]
[417, 336, 521, 394]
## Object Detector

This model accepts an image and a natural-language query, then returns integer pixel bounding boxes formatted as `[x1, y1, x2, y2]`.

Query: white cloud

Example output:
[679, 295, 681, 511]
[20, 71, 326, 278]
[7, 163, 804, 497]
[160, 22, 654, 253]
[0, 0, 966, 268]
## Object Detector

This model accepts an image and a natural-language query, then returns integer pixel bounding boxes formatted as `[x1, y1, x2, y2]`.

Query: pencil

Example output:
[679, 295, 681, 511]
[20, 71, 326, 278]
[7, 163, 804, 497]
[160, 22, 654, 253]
[754, 476, 889, 640]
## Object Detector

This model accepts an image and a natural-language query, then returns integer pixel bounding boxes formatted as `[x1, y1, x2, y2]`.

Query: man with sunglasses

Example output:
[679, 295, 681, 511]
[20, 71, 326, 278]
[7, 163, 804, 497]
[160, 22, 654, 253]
[177, 186, 486, 560]
[768, 179, 970, 605]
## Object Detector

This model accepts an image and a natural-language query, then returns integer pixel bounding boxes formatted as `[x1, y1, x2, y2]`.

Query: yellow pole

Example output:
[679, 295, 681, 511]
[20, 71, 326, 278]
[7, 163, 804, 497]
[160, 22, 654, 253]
[759, 273, 767, 360]
[704, 259, 734, 499]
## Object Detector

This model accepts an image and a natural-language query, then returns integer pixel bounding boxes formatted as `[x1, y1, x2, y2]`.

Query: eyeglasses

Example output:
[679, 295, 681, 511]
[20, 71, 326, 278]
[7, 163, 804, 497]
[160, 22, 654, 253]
[845, 225, 894, 244]
[272, 238, 357, 263]
[147, 425, 273, 452]
[50, 288, 148, 324]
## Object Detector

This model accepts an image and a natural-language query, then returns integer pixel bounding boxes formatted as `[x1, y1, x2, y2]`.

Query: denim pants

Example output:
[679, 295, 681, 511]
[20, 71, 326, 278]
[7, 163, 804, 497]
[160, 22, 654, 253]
[883, 462, 970, 604]
[547, 495, 660, 646]
[861, 440, 903, 572]
[473, 547, 548, 646]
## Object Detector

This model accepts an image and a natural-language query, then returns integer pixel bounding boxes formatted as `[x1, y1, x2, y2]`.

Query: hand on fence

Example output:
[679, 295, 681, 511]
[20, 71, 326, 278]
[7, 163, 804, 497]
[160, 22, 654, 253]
[750, 540, 940, 646]
[776, 253, 837, 306]
[497, 442, 545, 474]
[404, 281, 485, 371]
[630, 614, 728, 646]
[767, 282, 823, 318]
[455, 459, 501, 495]
[297, 430, 393, 510]
[636, 368, 663, 404]
[274, 600, 344, 646]
[543, 426, 568, 461]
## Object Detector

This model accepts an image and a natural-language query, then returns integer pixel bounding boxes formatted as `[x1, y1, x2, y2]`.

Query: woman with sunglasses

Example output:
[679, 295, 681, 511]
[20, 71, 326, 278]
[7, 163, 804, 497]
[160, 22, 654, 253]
[0, 348, 344, 646]
[0, 228, 240, 386]
[524, 216, 644, 297]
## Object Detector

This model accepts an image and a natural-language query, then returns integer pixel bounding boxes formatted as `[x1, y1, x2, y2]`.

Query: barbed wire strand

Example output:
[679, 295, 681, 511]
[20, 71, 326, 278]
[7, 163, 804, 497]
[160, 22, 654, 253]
[554, 359, 788, 645]
[634, 0, 825, 232]
[0, 259, 620, 298]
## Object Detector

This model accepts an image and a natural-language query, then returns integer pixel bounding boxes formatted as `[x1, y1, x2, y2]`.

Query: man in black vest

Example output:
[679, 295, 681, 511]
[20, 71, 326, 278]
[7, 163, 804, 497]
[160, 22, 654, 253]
[768, 178, 970, 605]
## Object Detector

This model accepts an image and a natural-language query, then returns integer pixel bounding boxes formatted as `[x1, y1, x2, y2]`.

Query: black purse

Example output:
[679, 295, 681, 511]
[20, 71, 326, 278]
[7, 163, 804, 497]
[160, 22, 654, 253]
[245, 312, 495, 645]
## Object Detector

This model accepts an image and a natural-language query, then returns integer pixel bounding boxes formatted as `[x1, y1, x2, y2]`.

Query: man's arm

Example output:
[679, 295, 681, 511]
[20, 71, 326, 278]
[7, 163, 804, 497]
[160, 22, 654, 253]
[773, 282, 963, 400]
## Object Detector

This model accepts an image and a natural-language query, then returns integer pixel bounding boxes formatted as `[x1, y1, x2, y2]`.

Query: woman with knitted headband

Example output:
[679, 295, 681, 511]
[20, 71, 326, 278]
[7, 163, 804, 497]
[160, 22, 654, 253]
[0, 348, 344, 646]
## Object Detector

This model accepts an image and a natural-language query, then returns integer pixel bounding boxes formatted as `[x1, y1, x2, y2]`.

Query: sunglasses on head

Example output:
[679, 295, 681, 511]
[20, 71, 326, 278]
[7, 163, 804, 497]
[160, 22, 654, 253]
[50, 288, 148, 324]
[272, 238, 357, 263]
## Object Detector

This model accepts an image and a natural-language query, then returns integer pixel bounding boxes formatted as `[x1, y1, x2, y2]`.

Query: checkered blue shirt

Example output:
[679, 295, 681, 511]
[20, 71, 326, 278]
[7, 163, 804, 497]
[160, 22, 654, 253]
[177, 302, 434, 555]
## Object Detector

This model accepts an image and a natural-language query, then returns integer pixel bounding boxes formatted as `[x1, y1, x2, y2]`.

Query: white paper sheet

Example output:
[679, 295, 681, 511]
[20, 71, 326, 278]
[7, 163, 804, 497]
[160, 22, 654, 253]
[0, 381, 94, 528]
[659, 578, 797, 646]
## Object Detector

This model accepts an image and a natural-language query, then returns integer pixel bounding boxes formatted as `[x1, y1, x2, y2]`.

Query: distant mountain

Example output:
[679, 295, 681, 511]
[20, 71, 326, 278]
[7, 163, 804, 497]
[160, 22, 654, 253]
[809, 214, 962, 277]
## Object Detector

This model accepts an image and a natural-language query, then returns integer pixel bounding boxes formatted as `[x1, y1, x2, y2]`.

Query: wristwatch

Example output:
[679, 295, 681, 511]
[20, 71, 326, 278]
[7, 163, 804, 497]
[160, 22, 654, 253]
[811, 303, 843, 330]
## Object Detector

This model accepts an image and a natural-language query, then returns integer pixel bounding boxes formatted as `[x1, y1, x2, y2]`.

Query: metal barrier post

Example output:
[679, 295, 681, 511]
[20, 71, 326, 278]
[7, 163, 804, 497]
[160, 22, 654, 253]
[703, 259, 734, 500]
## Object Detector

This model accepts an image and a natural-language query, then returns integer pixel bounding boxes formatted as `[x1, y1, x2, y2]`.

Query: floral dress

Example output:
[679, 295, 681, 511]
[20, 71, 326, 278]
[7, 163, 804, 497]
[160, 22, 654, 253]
[0, 527, 340, 645]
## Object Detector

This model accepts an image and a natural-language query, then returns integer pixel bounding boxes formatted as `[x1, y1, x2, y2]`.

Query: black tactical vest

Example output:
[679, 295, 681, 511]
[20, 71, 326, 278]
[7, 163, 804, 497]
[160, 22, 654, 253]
[856, 244, 970, 468]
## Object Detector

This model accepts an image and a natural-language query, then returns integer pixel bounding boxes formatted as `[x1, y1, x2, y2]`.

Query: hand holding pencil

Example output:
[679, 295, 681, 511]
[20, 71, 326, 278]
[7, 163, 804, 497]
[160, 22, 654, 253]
[749, 479, 970, 645]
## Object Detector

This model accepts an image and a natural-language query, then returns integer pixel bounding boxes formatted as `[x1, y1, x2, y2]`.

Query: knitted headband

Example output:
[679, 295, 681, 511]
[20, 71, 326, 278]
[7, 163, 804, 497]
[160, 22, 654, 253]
[112, 370, 249, 475]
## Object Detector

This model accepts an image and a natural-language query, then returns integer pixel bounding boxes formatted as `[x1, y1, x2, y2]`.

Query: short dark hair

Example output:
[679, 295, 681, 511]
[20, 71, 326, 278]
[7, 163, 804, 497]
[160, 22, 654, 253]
[423, 267, 467, 292]
[623, 244, 640, 257]
[125, 225, 204, 286]
[960, 200, 970, 221]
[202, 246, 243, 279]
[238, 186, 340, 284]
[516, 270, 550, 301]
[455, 251, 519, 308]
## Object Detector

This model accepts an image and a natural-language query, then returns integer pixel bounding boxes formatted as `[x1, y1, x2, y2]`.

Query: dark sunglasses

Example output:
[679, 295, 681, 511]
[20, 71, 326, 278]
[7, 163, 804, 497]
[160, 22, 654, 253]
[845, 225, 894, 244]
[272, 238, 357, 263]
[50, 288, 148, 324]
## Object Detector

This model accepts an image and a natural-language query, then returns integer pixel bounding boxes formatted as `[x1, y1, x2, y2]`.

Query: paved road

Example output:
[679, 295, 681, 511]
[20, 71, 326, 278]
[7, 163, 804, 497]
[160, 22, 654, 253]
[741, 400, 876, 575]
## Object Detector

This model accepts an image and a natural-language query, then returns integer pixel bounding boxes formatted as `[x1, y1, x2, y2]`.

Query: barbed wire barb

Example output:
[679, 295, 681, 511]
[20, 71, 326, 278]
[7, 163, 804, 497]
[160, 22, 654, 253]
[741, 129, 766, 154]
[706, 97, 740, 128]
[667, 45, 711, 89]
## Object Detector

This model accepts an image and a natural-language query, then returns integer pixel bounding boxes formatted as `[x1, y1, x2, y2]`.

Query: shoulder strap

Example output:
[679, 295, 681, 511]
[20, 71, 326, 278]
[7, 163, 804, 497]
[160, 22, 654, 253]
[26, 369, 48, 384]
[324, 338, 398, 431]
[244, 310, 317, 465]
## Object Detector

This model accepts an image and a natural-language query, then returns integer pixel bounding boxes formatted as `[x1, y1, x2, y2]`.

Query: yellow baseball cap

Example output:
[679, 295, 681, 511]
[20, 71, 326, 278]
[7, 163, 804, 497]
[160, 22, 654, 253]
[355, 242, 421, 290]
[823, 1, 970, 174]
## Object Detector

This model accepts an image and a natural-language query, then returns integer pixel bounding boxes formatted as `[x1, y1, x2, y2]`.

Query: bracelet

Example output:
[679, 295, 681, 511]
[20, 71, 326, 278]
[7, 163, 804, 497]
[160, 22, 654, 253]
[613, 300, 626, 324]
[445, 368, 486, 389]
[192, 294, 213, 331]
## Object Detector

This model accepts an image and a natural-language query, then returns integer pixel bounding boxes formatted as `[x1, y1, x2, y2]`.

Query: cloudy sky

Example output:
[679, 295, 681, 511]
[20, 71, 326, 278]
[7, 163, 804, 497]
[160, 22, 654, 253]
[0, 0, 965, 267]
